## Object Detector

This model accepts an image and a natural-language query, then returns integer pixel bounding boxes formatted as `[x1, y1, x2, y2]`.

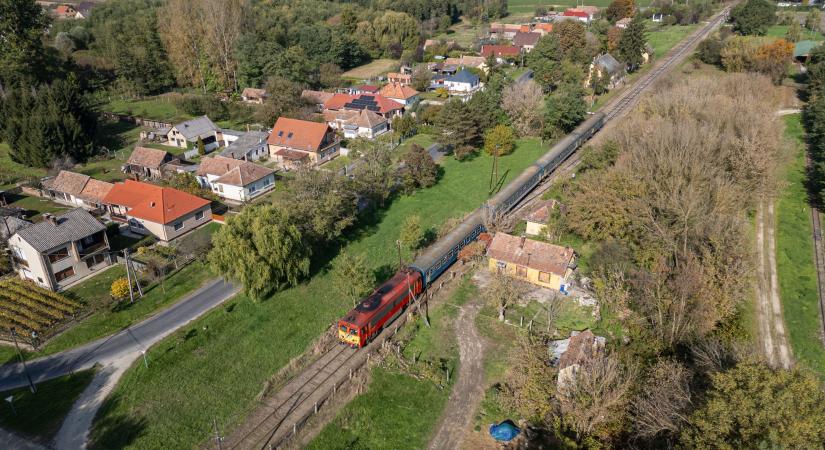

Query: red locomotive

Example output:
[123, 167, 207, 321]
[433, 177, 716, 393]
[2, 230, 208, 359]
[338, 269, 423, 348]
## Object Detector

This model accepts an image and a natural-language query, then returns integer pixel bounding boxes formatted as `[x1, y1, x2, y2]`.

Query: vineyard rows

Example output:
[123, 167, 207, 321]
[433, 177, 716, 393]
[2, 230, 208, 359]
[0, 278, 81, 335]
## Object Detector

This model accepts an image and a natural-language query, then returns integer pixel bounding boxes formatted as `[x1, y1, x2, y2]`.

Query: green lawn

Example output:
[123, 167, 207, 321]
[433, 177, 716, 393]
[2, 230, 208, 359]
[307, 275, 474, 449]
[0, 369, 96, 441]
[342, 59, 400, 80]
[6, 194, 70, 220]
[105, 96, 185, 123]
[776, 114, 825, 376]
[766, 25, 825, 41]
[506, 0, 652, 14]
[0, 143, 47, 189]
[89, 138, 553, 449]
[647, 23, 701, 58]
[38, 261, 216, 357]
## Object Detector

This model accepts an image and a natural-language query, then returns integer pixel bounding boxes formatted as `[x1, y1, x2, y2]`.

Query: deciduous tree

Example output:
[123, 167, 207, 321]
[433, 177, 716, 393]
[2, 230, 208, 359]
[484, 124, 516, 156]
[681, 361, 825, 449]
[277, 167, 357, 244]
[544, 84, 588, 137]
[730, 0, 776, 36]
[332, 252, 375, 306]
[398, 144, 438, 193]
[209, 204, 311, 300]
[399, 214, 425, 253]
[502, 79, 544, 136]
[527, 34, 564, 91]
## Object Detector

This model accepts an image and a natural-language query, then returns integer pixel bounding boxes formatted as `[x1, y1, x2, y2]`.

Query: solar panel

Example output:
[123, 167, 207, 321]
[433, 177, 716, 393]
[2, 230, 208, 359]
[367, 105, 380, 112]
[361, 95, 374, 101]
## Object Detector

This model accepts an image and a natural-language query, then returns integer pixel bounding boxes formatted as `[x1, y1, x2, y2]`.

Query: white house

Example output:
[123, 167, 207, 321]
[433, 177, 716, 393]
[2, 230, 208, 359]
[165, 116, 223, 151]
[443, 69, 482, 95]
[325, 109, 389, 140]
[219, 131, 270, 161]
[378, 82, 420, 106]
[196, 155, 275, 202]
[41, 170, 114, 212]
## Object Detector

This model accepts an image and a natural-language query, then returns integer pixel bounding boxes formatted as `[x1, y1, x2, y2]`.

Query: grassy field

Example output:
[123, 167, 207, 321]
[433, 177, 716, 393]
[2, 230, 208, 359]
[4, 194, 70, 220]
[88, 138, 554, 449]
[0, 143, 47, 189]
[105, 96, 186, 123]
[647, 23, 701, 58]
[766, 24, 825, 41]
[776, 114, 825, 376]
[506, 0, 652, 14]
[307, 276, 474, 449]
[0, 369, 95, 441]
[342, 59, 400, 80]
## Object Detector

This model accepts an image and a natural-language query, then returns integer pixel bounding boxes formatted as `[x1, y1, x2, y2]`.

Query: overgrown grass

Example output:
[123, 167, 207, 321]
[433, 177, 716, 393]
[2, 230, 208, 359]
[0, 143, 47, 189]
[776, 114, 825, 376]
[5, 194, 70, 220]
[647, 23, 701, 58]
[0, 369, 95, 440]
[506, 0, 653, 14]
[342, 59, 400, 80]
[89, 138, 552, 449]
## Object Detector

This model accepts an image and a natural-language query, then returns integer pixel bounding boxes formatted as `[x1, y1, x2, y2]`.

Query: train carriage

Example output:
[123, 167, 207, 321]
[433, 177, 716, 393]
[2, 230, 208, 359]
[411, 209, 485, 286]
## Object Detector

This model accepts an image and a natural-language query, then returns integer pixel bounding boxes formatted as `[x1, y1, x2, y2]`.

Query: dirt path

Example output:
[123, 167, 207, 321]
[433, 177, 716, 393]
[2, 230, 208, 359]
[428, 301, 486, 450]
[756, 198, 793, 369]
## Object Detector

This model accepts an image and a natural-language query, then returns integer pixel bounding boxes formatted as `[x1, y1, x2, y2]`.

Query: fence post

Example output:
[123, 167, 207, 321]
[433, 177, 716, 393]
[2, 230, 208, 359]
[314, 401, 318, 414]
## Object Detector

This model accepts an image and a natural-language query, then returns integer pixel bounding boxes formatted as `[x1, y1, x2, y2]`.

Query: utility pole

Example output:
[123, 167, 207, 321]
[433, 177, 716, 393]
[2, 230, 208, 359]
[129, 253, 143, 298]
[396, 240, 404, 270]
[124, 249, 135, 303]
[489, 144, 500, 193]
[10, 328, 36, 394]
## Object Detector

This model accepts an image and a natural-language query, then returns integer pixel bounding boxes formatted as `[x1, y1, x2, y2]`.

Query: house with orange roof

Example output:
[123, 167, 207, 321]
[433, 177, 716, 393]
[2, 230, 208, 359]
[378, 82, 419, 106]
[323, 93, 404, 119]
[103, 180, 213, 242]
[41, 171, 114, 212]
[196, 156, 275, 202]
[387, 72, 412, 85]
[323, 109, 389, 140]
[267, 117, 341, 170]
[487, 232, 576, 291]
[481, 45, 521, 63]
[53, 4, 77, 19]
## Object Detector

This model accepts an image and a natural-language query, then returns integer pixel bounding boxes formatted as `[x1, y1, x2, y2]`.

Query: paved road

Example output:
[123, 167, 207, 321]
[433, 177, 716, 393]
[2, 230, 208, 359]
[0, 278, 238, 392]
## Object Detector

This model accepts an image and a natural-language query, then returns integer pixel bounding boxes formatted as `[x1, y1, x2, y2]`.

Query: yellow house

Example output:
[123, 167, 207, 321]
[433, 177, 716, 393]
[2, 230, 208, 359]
[525, 199, 560, 237]
[486, 232, 575, 291]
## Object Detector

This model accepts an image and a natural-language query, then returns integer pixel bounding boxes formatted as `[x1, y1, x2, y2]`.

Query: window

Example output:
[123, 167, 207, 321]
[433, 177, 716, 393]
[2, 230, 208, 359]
[516, 266, 527, 278]
[538, 271, 551, 283]
[48, 246, 70, 263]
[195, 210, 204, 221]
[54, 266, 75, 282]
[495, 261, 506, 272]
[173, 221, 184, 231]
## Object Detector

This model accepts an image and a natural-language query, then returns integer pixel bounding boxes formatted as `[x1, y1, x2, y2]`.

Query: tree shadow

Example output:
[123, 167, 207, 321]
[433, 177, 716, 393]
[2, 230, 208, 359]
[88, 393, 148, 449]
[373, 264, 397, 282]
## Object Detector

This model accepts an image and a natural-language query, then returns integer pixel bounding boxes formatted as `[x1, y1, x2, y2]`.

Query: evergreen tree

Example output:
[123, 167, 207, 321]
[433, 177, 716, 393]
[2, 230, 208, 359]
[197, 138, 206, 156]
[0, 0, 54, 85]
[1, 76, 97, 167]
[436, 98, 480, 149]
[617, 15, 647, 71]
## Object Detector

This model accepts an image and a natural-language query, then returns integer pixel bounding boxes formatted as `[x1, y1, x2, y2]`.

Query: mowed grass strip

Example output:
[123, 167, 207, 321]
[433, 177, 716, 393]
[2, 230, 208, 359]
[342, 59, 400, 79]
[89, 138, 552, 449]
[776, 114, 825, 376]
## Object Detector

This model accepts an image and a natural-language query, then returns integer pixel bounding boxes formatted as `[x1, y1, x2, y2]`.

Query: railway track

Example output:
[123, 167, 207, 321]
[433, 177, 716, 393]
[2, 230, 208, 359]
[219, 8, 732, 449]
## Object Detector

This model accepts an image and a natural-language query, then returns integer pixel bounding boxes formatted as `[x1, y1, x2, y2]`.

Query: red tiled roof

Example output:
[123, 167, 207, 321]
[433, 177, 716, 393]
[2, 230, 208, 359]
[198, 155, 273, 186]
[481, 45, 521, 58]
[486, 232, 574, 276]
[268, 117, 332, 152]
[77, 179, 114, 203]
[323, 93, 403, 114]
[103, 180, 210, 224]
[379, 82, 419, 100]
[564, 9, 590, 18]
[355, 85, 379, 93]
[274, 148, 310, 161]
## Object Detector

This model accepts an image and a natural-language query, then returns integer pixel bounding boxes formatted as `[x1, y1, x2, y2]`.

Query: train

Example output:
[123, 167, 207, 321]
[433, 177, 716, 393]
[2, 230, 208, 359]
[338, 111, 607, 347]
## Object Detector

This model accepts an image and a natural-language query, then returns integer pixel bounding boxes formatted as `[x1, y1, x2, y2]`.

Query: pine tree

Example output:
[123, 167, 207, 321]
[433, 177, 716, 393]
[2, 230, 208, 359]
[437, 98, 480, 149]
[617, 15, 647, 71]
[527, 34, 564, 91]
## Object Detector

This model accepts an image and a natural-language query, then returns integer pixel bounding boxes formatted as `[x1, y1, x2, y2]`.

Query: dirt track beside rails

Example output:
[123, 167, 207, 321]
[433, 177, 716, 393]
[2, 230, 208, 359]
[428, 301, 486, 450]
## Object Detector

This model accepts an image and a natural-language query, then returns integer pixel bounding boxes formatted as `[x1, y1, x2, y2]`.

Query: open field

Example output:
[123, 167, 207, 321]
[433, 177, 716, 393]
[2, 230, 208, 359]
[342, 59, 400, 80]
[506, 0, 652, 14]
[776, 114, 825, 376]
[0, 369, 95, 441]
[89, 138, 556, 449]
[766, 24, 825, 41]
[647, 23, 701, 58]
[0, 143, 47, 189]
[306, 276, 473, 449]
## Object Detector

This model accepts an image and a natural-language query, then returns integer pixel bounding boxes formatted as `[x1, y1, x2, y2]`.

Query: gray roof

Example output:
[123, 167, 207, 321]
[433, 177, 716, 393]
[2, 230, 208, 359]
[445, 69, 480, 85]
[173, 116, 220, 141]
[0, 216, 31, 239]
[220, 131, 269, 159]
[595, 53, 624, 76]
[15, 208, 105, 252]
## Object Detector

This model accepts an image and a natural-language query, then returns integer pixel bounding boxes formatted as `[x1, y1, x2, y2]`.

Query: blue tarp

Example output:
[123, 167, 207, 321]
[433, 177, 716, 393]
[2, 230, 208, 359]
[489, 420, 520, 442]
